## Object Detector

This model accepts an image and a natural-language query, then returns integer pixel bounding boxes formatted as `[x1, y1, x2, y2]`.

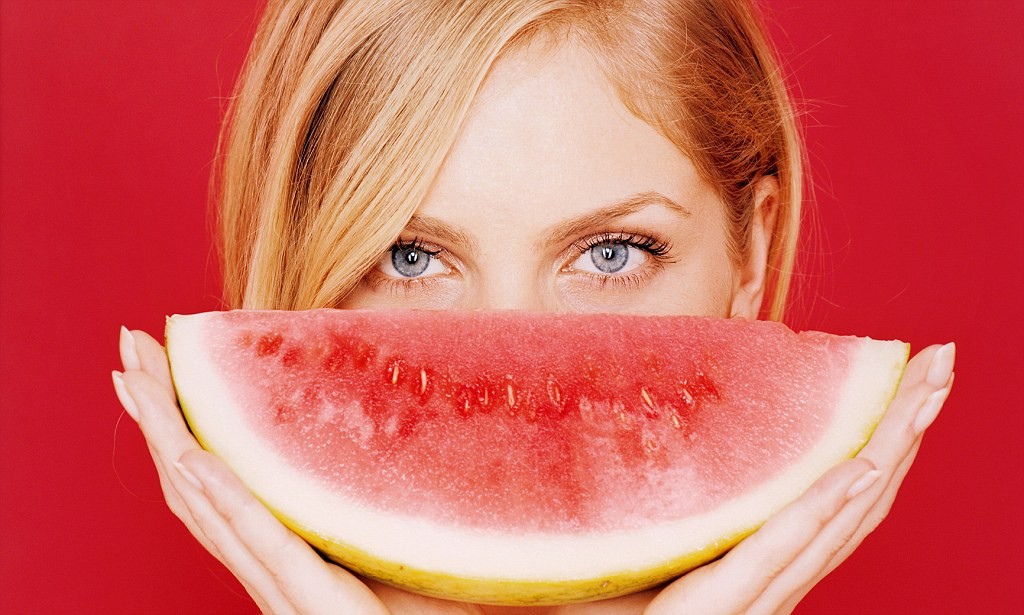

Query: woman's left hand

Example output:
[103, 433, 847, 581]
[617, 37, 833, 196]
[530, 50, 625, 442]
[631, 342, 953, 615]
[532, 342, 953, 615]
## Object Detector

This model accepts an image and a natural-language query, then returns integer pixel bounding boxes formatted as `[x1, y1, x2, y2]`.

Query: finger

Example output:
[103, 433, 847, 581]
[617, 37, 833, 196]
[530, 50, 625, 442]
[179, 449, 389, 615]
[118, 369, 230, 564]
[886, 344, 954, 417]
[841, 347, 946, 516]
[645, 458, 879, 615]
[115, 368, 204, 528]
[899, 344, 939, 385]
[747, 437, 920, 613]
[128, 328, 175, 393]
[168, 455, 292, 614]
[155, 457, 283, 615]
[895, 344, 949, 394]
[147, 441, 228, 562]
[762, 359, 954, 613]
[122, 370, 199, 464]
[120, 370, 287, 610]
[768, 438, 923, 615]
[821, 437, 923, 579]
[838, 371, 952, 550]
[119, 325, 142, 371]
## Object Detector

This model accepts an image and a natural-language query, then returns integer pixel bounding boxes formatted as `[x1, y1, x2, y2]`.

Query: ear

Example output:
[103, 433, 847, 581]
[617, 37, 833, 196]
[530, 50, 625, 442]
[729, 177, 778, 320]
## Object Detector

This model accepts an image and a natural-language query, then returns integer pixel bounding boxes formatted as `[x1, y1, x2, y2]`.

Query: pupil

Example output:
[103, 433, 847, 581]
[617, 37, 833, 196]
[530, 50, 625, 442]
[391, 246, 430, 277]
[590, 242, 628, 273]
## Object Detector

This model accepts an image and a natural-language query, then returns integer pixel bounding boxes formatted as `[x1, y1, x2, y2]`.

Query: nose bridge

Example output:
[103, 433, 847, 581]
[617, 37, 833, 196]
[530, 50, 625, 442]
[467, 269, 551, 312]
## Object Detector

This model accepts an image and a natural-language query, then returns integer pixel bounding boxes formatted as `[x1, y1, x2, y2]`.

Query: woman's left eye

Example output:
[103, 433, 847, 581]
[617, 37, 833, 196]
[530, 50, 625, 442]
[378, 242, 448, 279]
[569, 240, 647, 275]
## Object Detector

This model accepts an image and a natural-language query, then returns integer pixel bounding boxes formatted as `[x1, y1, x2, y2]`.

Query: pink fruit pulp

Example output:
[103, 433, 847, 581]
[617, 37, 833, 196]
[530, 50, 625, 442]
[206, 310, 851, 534]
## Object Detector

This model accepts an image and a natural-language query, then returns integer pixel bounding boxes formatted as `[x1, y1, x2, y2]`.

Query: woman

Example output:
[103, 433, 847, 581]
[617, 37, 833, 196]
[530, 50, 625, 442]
[112, 0, 954, 612]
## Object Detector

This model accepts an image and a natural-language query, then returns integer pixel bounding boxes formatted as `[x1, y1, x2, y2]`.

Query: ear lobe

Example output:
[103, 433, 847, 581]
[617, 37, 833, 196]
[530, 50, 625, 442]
[729, 177, 779, 320]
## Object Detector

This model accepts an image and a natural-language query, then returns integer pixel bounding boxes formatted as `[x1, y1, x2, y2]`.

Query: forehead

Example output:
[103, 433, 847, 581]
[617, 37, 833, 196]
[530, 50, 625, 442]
[418, 41, 713, 229]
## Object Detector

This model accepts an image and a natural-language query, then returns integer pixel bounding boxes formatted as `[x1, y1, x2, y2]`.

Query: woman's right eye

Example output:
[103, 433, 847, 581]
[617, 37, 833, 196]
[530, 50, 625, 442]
[378, 241, 448, 279]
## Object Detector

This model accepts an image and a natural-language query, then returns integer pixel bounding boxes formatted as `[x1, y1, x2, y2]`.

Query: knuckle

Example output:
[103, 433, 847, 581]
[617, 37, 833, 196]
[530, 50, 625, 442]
[165, 495, 190, 522]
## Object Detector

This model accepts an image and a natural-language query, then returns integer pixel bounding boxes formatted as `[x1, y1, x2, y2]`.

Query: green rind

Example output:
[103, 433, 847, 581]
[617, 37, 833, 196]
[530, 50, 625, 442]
[166, 317, 911, 606]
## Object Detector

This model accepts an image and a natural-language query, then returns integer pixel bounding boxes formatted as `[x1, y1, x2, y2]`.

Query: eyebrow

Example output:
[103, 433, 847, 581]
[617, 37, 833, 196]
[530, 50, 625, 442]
[542, 191, 691, 246]
[403, 191, 690, 251]
[405, 214, 479, 252]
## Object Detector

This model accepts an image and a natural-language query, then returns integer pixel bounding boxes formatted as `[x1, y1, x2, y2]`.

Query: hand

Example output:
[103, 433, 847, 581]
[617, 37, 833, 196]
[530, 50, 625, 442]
[112, 327, 480, 615]
[113, 326, 952, 615]
[642, 342, 954, 615]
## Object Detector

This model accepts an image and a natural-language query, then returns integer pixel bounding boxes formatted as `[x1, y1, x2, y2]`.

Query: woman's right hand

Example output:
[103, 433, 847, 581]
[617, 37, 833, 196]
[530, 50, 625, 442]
[112, 327, 484, 615]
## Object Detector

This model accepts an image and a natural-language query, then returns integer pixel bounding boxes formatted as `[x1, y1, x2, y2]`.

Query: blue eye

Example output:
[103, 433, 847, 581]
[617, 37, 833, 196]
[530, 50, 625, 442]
[391, 245, 431, 277]
[590, 242, 629, 273]
[379, 240, 448, 279]
[570, 239, 648, 276]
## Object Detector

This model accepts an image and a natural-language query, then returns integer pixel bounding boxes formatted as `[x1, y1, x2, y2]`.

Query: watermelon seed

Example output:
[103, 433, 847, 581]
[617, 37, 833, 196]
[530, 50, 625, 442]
[419, 368, 428, 395]
[671, 414, 682, 430]
[391, 364, 400, 385]
[679, 385, 694, 406]
[643, 438, 658, 453]
[547, 378, 562, 405]
[506, 384, 516, 408]
[640, 388, 654, 410]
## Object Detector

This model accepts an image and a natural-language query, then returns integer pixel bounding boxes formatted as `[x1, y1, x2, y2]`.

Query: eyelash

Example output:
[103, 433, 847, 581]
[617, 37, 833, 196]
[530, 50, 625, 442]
[362, 237, 447, 296]
[395, 237, 441, 256]
[570, 231, 673, 259]
[368, 231, 674, 294]
[564, 231, 674, 291]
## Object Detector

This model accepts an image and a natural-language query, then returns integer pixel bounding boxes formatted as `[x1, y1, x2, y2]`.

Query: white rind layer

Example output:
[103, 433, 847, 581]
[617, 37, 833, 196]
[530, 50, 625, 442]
[167, 313, 907, 581]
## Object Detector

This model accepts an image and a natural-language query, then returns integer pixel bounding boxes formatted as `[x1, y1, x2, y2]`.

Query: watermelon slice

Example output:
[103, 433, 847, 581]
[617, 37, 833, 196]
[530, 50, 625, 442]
[166, 310, 908, 605]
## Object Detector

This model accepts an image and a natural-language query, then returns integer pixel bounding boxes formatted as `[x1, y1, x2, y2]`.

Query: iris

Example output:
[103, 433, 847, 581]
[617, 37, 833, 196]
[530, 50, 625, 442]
[391, 245, 431, 277]
[590, 242, 629, 273]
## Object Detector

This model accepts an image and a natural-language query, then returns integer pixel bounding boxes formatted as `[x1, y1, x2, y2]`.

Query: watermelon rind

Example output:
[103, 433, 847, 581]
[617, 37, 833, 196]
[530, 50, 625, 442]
[166, 312, 908, 605]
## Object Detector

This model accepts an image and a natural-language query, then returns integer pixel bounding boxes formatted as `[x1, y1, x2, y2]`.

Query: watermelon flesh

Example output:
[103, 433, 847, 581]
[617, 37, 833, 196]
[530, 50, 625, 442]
[167, 310, 908, 605]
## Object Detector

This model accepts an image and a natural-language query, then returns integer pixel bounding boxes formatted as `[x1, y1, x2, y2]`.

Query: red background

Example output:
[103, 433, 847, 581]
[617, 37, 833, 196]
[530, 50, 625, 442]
[2, 1, 1022, 612]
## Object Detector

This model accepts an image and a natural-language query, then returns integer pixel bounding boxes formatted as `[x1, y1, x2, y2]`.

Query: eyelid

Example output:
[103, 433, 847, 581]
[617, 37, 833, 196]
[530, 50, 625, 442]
[579, 232, 670, 255]
[376, 236, 453, 282]
[395, 236, 442, 256]
[558, 230, 674, 293]
[563, 230, 675, 267]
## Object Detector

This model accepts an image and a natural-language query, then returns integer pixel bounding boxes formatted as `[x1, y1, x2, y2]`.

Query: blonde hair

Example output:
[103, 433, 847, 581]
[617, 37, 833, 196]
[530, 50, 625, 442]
[215, 0, 803, 320]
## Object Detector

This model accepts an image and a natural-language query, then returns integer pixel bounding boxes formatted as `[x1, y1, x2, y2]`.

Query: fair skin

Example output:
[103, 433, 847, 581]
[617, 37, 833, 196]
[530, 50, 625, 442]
[114, 43, 954, 614]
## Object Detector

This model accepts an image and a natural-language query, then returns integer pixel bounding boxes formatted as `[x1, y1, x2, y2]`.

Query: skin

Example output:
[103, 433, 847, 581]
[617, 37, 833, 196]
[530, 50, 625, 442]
[340, 44, 766, 317]
[112, 43, 955, 614]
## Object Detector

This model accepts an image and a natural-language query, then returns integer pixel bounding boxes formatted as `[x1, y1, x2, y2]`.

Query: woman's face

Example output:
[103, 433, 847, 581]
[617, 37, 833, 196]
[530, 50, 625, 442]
[342, 42, 772, 318]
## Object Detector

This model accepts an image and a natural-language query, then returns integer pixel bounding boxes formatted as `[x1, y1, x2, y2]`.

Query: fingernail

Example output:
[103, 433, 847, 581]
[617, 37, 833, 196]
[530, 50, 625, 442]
[111, 370, 139, 421]
[926, 342, 956, 388]
[174, 461, 204, 491]
[913, 387, 950, 435]
[847, 469, 882, 499]
[120, 326, 141, 371]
